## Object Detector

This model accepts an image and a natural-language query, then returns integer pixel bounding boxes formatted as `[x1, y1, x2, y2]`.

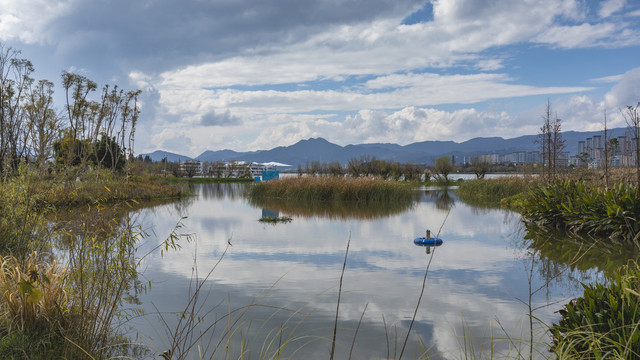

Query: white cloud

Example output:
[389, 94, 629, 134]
[599, 0, 626, 18]
[245, 107, 518, 149]
[605, 67, 640, 109]
[153, 72, 593, 125]
[535, 22, 628, 48]
[590, 74, 624, 83]
[0, 0, 74, 43]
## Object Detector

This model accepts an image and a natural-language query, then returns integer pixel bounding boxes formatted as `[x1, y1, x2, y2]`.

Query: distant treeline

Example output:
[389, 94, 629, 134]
[298, 157, 427, 181]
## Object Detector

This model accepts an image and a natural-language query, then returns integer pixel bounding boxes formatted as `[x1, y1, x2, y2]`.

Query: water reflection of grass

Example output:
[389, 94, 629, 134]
[524, 223, 640, 277]
[248, 197, 417, 220]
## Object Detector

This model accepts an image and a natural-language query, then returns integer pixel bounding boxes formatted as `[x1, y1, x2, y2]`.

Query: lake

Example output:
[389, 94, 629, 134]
[125, 182, 603, 359]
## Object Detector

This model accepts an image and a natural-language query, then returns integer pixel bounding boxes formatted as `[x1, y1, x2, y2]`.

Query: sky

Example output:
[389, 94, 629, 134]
[2, 0, 640, 157]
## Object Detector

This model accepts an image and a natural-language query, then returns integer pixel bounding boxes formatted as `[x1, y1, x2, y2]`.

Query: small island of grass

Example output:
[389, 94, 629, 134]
[248, 176, 416, 203]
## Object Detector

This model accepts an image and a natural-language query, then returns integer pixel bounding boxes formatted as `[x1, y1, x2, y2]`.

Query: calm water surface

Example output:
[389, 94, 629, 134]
[126, 183, 601, 359]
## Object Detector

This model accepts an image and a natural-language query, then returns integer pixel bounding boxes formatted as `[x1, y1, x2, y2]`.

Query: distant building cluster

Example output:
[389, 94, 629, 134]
[172, 160, 286, 179]
[474, 151, 542, 166]
[573, 134, 636, 169]
[469, 133, 638, 169]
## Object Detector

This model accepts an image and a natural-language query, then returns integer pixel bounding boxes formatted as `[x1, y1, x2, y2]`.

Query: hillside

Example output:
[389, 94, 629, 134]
[142, 127, 628, 165]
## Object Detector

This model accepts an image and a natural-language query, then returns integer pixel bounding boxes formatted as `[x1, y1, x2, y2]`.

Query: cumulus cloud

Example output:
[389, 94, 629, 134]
[605, 67, 640, 109]
[247, 107, 517, 149]
[200, 110, 242, 127]
[4, 0, 640, 154]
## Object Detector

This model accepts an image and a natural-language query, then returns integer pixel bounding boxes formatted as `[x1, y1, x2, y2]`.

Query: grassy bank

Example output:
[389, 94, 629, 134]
[2, 169, 182, 209]
[0, 167, 186, 358]
[248, 176, 415, 203]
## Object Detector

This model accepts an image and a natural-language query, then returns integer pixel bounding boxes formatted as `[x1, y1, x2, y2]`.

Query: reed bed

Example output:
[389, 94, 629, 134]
[0, 171, 182, 212]
[248, 176, 415, 203]
[456, 176, 539, 207]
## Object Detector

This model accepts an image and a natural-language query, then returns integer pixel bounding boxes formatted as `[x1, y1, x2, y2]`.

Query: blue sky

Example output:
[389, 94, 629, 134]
[2, 0, 640, 156]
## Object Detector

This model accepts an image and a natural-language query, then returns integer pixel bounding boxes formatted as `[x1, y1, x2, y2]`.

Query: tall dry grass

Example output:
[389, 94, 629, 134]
[0, 252, 69, 332]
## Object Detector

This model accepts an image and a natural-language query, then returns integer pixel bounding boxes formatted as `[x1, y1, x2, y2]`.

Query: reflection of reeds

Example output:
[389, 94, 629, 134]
[524, 223, 640, 277]
[249, 197, 417, 220]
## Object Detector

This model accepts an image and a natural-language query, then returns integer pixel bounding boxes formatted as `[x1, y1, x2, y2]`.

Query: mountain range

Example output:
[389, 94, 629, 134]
[143, 127, 628, 166]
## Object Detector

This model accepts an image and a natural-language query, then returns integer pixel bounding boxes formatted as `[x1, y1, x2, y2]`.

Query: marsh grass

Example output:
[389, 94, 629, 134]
[248, 176, 415, 203]
[456, 177, 538, 208]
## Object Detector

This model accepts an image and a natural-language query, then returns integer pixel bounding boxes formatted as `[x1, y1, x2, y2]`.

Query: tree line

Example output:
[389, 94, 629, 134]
[0, 43, 140, 180]
[297, 157, 427, 181]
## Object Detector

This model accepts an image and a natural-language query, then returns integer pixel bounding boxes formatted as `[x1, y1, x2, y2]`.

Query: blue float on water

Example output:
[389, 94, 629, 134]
[413, 230, 443, 246]
[413, 237, 443, 246]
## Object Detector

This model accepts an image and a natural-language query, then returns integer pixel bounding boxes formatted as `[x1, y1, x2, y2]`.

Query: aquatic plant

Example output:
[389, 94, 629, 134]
[520, 180, 640, 245]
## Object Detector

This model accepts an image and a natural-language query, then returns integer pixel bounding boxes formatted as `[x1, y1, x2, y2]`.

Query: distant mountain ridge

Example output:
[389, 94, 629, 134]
[142, 127, 628, 166]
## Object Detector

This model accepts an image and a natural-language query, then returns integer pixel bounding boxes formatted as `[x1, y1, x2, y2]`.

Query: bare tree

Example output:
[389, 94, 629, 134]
[552, 111, 566, 175]
[537, 100, 564, 181]
[623, 102, 640, 185]
[537, 100, 552, 181]
[603, 109, 610, 187]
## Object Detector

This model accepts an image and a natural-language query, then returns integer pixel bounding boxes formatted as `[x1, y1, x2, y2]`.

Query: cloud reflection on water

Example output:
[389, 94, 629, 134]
[131, 183, 582, 358]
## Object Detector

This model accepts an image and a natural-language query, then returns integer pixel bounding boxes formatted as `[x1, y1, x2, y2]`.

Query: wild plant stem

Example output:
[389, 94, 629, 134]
[399, 207, 451, 359]
[348, 302, 368, 360]
[330, 235, 350, 360]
